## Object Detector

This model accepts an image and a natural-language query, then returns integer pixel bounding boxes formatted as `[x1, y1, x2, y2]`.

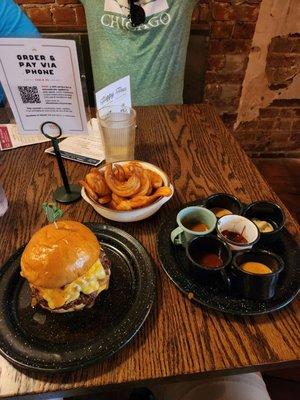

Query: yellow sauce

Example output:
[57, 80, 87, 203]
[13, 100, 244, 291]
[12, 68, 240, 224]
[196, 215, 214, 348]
[210, 207, 232, 218]
[252, 218, 274, 233]
[240, 262, 272, 275]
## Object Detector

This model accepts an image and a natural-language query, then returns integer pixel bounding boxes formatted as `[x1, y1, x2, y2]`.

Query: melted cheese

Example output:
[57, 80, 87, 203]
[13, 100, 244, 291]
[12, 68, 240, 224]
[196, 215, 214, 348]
[35, 259, 108, 309]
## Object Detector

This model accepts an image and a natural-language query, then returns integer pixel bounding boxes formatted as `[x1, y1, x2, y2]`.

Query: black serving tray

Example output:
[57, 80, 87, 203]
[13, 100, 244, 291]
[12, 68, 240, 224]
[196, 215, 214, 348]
[157, 200, 300, 315]
[0, 223, 156, 372]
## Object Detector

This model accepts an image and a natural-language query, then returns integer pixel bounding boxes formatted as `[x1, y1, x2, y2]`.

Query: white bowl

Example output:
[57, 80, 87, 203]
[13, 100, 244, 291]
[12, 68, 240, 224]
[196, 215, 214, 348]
[81, 161, 174, 222]
[216, 214, 260, 251]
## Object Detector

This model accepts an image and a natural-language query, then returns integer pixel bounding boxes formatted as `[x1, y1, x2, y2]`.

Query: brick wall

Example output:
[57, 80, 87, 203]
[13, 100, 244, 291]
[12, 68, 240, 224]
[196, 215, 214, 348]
[200, 0, 260, 117]
[236, 99, 300, 156]
[16, 0, 85, 29]
[266, 34, 300, 91]
[17, 0, 300, 156]
[236, 34, 300, 156]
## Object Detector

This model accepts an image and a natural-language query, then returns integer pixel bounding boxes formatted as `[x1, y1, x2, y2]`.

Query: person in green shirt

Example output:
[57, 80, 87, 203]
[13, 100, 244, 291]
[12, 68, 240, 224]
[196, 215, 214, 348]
[80, 0, 199, 106]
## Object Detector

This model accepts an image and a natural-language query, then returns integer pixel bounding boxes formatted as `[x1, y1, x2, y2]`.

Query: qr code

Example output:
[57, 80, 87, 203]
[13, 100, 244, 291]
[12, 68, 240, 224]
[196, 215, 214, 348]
[18, 86, 41, 104]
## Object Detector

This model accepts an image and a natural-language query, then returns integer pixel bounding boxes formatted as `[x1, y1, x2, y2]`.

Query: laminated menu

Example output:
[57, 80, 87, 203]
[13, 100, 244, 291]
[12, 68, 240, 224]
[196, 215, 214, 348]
[0, 38, 87, 136]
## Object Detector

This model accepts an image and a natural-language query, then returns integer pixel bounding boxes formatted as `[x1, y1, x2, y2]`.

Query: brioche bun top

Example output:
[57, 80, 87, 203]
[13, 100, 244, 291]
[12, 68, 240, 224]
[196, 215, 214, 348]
[21, 220, 100, 289]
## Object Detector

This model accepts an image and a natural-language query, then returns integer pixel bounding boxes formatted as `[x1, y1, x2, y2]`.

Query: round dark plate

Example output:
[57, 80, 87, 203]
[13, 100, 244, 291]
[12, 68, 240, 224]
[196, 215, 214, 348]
[0, 223, 156, 372]
[157, 201, 300, 315]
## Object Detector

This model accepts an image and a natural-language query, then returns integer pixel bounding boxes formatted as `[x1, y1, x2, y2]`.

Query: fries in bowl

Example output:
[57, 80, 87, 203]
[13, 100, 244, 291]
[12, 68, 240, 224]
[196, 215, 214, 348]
[80, 161, 173, 219]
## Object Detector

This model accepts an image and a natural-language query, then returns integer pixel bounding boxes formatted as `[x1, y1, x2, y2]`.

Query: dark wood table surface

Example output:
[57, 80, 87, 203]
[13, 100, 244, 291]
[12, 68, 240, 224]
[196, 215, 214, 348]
[0, 104, 299, 399]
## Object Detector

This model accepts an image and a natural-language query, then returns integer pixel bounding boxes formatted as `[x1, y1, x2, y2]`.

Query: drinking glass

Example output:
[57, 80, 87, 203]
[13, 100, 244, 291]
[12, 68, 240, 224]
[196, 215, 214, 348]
[97, 105, 136, 163]
[0, 185, 8, 217]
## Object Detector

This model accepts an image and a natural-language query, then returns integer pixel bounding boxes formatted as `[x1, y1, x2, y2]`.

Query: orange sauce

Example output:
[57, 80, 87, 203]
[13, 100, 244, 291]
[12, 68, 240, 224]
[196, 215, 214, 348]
[190, 223, 208, 232]
[241, 262, 272, 274]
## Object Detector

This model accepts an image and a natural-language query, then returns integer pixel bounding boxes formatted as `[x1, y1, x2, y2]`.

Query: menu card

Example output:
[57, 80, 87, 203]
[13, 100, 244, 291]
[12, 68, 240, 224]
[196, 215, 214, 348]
[1, 119, 104, 167]
[0, 124, 49, 149]
[0, 38, 87, 136]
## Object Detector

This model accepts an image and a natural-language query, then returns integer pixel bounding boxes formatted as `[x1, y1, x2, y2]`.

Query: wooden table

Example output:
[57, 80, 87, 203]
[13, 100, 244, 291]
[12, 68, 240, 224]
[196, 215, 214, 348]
[0, 104, 299, 399]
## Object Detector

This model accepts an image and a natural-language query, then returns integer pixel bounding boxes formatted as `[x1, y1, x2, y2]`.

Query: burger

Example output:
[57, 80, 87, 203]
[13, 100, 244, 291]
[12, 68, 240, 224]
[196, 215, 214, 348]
[20, 220, 111, 313]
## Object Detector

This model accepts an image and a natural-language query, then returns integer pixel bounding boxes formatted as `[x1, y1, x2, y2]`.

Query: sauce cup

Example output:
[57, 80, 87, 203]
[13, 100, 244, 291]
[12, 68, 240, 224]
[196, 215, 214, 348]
[170, 206, 217, 246]
[243, 201, 285, 244]
[203, 193, 243, 217]
[187, 235, 232, 290]
[232, 250, 284, 299]
[216, 215, 260, 251]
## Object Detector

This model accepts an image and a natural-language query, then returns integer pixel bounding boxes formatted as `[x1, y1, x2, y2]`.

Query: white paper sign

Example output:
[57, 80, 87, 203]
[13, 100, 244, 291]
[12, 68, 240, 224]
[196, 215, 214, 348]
[0, 38, 87, 136]
[95, 75, 132, 114]
[45, 118, 105, 166]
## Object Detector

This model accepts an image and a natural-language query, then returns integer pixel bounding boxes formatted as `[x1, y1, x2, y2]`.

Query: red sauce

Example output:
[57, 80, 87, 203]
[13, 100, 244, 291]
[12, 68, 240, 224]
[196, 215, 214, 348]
[221, 229, 247, 244]
[197, 252, 223, 268]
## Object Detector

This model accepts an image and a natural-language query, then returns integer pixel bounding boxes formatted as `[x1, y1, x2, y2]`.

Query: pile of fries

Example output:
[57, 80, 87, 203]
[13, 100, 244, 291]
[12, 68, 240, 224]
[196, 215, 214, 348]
[79, 161, 172, 211]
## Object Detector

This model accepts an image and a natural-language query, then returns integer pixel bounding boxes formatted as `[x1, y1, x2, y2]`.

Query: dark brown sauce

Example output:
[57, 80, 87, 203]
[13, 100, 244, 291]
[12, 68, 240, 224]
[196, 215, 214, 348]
[196, 252, 223, 268]
[221, 230, 247, 244]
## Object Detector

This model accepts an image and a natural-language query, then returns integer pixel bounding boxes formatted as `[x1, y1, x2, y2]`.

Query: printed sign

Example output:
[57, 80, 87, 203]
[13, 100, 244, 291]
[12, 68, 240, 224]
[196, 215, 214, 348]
[0, 38, 87, 136]
[95, 75, 132, 114]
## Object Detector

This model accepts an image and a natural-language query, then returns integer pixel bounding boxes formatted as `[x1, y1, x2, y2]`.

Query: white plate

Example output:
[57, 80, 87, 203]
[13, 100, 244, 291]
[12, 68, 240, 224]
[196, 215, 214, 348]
[81, 161, 174, 222]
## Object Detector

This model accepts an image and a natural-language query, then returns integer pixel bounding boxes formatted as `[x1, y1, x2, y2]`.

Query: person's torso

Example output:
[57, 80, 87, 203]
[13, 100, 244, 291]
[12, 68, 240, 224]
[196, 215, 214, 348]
[81, 0, 197, 106]
[0, 0, 40, 105]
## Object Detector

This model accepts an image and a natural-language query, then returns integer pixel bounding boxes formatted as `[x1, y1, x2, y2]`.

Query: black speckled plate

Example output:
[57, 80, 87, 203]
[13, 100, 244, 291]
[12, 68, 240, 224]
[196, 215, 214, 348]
[0, 224, 156, 372]
[157, 201, 300, 315]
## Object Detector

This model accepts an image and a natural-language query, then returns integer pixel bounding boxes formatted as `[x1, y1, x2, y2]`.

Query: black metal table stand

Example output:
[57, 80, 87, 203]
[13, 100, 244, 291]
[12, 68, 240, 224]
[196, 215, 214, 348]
[41, 121, 81, 203]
